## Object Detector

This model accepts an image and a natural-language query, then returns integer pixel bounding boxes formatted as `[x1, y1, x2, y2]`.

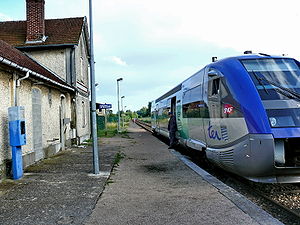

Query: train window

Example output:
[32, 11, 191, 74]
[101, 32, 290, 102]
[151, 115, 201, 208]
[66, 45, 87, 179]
[182, 85, 202, 118]
[182, 86, 202, 104]
[220, 78, 243, 118]
[158, 108, 163, 116]
[241, 58, 300, 100]
[208, 72, 243, 118]
[183, 101, 201, 118]
[211, 78, 220, 96]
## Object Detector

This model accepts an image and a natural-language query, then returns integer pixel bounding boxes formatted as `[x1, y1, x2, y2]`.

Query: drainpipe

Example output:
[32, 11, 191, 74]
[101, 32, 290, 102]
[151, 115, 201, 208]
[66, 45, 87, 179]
[17, 71, 30, 87]
[15, 71, 30, 106]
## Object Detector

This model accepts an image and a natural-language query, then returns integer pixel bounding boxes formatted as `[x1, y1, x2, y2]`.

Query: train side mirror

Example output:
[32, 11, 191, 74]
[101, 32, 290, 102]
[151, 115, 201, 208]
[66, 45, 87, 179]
[208, 70, 218, 77]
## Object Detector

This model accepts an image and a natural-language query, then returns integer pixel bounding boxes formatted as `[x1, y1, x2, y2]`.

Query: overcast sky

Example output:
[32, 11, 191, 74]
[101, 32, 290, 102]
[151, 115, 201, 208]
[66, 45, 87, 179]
[1, 0, 300, 112]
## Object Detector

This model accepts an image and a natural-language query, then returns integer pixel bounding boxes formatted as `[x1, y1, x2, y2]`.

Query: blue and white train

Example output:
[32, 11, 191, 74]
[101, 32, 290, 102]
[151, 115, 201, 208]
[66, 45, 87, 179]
[151, 53, 300, 183]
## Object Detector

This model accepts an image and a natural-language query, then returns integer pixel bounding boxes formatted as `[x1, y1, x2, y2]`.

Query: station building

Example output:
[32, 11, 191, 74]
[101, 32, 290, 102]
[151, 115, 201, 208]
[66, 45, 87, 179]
[0, 0, 91, 178]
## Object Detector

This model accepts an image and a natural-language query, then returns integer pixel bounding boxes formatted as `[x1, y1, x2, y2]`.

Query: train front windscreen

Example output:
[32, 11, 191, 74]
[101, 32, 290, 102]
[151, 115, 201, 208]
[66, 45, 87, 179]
[241, 58, 300, 128]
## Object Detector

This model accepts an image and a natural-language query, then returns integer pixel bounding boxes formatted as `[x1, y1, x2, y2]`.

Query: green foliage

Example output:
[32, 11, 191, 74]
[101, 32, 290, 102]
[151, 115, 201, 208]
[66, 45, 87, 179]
[123, 110, 138, 120]
[107, 113, 118, 123]
[97, 122, 118, 137]
[139, 117, 151, 124]
[113, 151, 126, 166]
[147, 102, 152, 116]
[136, 107, 149, 117]
[136, 102, 152, 118]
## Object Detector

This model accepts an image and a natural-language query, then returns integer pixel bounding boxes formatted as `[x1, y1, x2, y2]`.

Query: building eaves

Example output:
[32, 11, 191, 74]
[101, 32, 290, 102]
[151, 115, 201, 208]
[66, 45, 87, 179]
[0, 39, 74, 92]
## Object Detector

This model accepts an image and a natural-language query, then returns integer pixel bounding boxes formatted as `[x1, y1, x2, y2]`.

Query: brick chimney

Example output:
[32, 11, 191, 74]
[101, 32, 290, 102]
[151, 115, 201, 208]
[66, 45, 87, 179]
[26, 0, 46, 43]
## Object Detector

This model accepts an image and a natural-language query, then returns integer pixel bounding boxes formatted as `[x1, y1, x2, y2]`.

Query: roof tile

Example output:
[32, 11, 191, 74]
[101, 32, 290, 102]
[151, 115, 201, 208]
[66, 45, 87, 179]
[0, 17, 84, 47]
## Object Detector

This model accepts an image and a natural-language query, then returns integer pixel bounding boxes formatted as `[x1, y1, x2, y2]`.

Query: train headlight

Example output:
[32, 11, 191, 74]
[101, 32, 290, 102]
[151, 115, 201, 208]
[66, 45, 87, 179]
[269, 117, 277, 127]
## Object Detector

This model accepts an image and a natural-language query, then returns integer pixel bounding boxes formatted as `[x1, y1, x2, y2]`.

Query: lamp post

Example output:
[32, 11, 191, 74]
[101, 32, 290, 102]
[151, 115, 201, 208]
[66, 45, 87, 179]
[121, 96, 125, 129]
[89, 0, 99, 174]
[117, 78, 123, 133]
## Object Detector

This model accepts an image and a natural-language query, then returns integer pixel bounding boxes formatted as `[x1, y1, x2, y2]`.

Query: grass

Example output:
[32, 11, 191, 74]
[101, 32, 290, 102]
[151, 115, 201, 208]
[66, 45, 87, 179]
[105, 151, 126, 186]
[98, 129, 118, 138]
[113, 151, 126, 166]
[106, 179, 115, 185]
[139, 117, 151, 124]
[98, 122, 118, 137]
[98, 122, 132, 138]
[81, 139, 93, 146]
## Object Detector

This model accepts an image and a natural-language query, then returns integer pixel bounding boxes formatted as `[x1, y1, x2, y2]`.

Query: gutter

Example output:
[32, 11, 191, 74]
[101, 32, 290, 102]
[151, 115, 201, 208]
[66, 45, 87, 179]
[15, 44, 76, 50]
[16, 70, 30, 87]
[0, 56, 74, 92]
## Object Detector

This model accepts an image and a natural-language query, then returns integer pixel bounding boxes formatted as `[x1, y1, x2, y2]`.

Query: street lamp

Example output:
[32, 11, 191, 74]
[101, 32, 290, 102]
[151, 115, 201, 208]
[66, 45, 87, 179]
[89, 0, 99, 175]
[117, 78, 123, 133]
[121, 96, 125, 129]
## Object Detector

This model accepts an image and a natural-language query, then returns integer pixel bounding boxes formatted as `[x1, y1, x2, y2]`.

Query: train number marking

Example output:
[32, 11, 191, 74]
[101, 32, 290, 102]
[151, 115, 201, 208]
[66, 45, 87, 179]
[224, 104, 234, 114]
[208, 122, 222, 140]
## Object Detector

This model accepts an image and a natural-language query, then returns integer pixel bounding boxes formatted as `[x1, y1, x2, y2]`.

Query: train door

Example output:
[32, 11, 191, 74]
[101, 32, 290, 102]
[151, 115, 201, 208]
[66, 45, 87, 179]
[151, 101, 158, 130]
[155, 103, 159, 130]
[204, 68, 248, 148]
[171, 97, 176, 114]
[203, 68, 223, 147]
[182, 70, 206, 149]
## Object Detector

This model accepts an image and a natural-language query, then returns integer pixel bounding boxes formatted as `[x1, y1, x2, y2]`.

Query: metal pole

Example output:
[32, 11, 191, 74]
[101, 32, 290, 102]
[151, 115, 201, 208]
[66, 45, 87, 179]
[89, 0, 99, 174]
[121, 96, 124, 129]
[104, 108, 107, 130]
[117, 78, 122, 133]
[117, 81, 120, 132]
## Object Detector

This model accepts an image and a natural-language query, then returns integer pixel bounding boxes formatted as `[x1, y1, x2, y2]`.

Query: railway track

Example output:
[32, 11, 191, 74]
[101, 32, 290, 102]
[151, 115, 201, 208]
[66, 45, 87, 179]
[134, 119, 153, 133]
[247, 181, 300, 222]
[135, 119, 300, 224]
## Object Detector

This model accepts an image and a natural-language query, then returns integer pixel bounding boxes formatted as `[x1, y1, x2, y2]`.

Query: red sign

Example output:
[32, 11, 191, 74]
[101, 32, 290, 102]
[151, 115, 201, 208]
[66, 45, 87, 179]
[224, 104, 234, 114]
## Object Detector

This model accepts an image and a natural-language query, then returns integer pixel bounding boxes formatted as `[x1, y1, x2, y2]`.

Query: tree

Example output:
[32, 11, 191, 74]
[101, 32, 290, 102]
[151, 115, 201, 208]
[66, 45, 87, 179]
[136, 106, 149, 117]
[147, 102, 152, 117]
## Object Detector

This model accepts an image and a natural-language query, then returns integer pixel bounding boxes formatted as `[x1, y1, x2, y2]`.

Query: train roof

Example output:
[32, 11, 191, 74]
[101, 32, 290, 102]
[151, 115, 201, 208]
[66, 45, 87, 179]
[154, 53, 297, 103]
[208, 53, 294, 66]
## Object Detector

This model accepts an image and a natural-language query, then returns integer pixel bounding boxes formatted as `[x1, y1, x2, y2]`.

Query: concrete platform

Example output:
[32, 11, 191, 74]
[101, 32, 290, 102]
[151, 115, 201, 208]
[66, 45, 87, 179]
[86, 124, 283, 225]
[0, 136, 125, 225]
[0, 123, 283, 225]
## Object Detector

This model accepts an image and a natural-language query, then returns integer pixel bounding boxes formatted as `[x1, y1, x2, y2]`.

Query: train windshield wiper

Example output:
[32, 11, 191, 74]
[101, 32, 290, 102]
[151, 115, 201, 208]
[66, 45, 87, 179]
[252, 71, 269, 94]
[253, 71, 300, 101]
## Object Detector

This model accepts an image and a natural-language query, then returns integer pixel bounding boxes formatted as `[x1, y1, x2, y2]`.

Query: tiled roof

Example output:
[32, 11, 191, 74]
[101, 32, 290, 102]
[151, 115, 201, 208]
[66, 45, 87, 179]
[0, 39, 73, 91]
[0, 17, 85, 47]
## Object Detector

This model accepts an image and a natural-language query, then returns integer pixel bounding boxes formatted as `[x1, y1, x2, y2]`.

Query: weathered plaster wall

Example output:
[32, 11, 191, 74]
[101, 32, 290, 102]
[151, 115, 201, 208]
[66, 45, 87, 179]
[76, 95, 90, 140]
[0, 68, 73, 178]
[0, 70, 12, 174]
[17, 79, 73, 153]
[26, 49, 67, 81]
[75, 34, 89, 86]
[74, 33, 91, 141]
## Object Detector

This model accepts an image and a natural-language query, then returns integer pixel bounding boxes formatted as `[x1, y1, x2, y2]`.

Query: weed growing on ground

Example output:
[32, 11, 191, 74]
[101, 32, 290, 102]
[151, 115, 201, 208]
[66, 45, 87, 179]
[106, 178, 114, 185]
[119, 130, 133, 139]
[105, 152, 126, 186]
[114, 151, 126, 166]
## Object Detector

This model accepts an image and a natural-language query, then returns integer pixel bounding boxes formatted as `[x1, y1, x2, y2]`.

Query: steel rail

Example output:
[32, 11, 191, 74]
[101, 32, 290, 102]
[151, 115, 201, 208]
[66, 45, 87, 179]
[250, 185, 300, 220]
[134, 120, 153, 133]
